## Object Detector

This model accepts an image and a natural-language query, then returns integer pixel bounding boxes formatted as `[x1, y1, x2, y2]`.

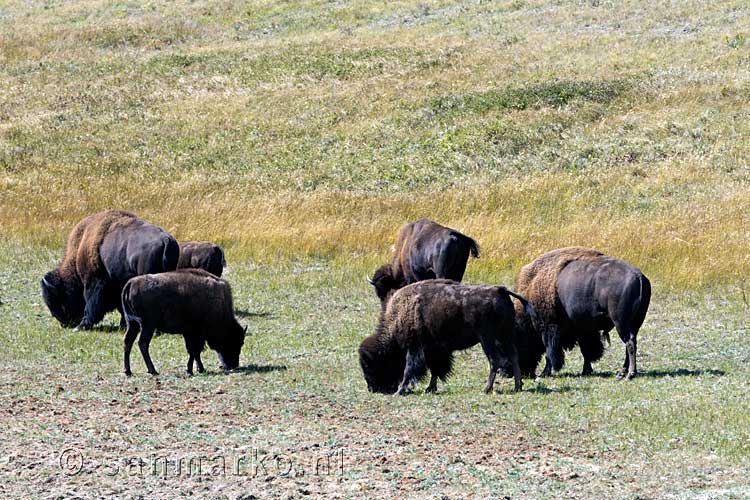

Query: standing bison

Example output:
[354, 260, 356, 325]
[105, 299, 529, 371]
[368, 219, 479, 302]
[177, 241, 226, 277]
[507, 247, 651, 379]
[121, 269, 245, 376]
[41, 210, 179, 330]
[359, 279, 533, 395]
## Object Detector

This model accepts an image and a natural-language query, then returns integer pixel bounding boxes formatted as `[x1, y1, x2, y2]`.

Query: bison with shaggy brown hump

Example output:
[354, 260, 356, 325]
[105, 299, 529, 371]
[41, 210, 179, 330]
[359, 279, 535, 395]
[177, 241, 226, 277]
[368, 219, 479, 303]
[121, 269, 245, 376]
[504, 247, 651, 379]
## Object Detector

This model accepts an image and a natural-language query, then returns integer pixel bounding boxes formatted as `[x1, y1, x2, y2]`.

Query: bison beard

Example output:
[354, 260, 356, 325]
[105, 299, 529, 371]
[40, 210, 179, 330]
[359, 280, 529, 395]
[499, 247, 651, 379]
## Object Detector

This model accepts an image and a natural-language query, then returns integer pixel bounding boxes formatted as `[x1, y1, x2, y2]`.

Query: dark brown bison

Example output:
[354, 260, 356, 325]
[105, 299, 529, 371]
[503, 247, 651, 379]
[359, 279, 534, 395]
[121, 269, 245, 376]
[41, 210, 179, 330]
[368, 219, 479, 303]
[177, 241, 226, 277]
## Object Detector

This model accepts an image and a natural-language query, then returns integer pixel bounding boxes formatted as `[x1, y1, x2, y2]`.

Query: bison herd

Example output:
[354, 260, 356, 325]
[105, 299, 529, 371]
[41, 211, 651, 395]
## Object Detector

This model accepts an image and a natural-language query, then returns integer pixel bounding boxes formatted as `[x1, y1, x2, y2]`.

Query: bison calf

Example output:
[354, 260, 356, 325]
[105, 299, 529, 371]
[121, 269, 245, 376]
[359, 279, 533, 395]
[177, 241, 226, 277]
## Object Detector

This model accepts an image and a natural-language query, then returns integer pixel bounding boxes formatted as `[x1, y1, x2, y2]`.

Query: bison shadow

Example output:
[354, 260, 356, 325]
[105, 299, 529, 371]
[523, 384, 578, 395]
[557, 368, 725, 379]
[201, 363, 287, 376]
[234, 309, 272, 319]
[90, 323, 124, 333]
[638, 368, 725, 378]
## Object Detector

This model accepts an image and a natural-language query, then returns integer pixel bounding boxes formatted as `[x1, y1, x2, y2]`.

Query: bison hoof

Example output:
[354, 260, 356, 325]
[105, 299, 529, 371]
[627, 371, 637, 380]
[148, 370, 159, 376]
[617, 369, 627, 379]
[124, 370, 132, 377]
[581, 368, 593, 376]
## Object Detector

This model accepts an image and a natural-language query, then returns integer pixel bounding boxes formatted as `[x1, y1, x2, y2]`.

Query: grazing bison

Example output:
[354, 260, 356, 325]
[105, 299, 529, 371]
[368, 219, 479, 303]
[121, 269, 245, 376]
[359, 279, 533, 395]
[41, 210, 179, 330]
[504, 247, 651, 379]
[177, 241, 226, 277]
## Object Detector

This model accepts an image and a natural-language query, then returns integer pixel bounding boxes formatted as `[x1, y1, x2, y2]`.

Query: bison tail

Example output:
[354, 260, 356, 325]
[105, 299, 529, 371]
[453, 232, 480, 258]
[120, 280, 141, 326]
[163, 237, 180, 272]
[467, 236, 480, 259]
[505, 290, 539, 327]
[219, 247, 227, 268]
[632, 274, 652, 330]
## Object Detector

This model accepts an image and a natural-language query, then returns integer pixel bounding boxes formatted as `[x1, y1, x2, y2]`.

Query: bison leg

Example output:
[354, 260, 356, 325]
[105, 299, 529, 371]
[578, 331, 605, 376]
[425, 375, 439, 393]
[539, 356, 552, 378]
[396, 347, 426, 396]
[183, 337, 206, 375]
[626, 337, 637, 379]
[487, 333, 523, 393]
[424, 351, 453, 394]
[479, 333, 521, 394]
[615, 322, 638, 379]
[123, 319, 141, 377]
[507, 345, 523, 392]
[618, 348, 630, 379]
[75, 279, 107, 331]
[137, 324, 159, 375]
[541, 325, 565, 375]
[478, 339, 499, 393]
[117, 304, 127, 330]
[183, 336, 195, 375]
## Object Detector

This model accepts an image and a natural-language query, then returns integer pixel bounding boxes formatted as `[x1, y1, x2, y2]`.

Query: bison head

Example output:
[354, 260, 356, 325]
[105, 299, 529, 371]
[215, 323, 246, 370]
[367, 264, 405, 305]
[358, 334, 405, 394]
[40, 270, 85, 328]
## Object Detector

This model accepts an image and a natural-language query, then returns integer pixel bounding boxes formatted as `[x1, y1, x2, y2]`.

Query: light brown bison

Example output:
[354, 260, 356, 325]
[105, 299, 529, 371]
[506, 247, 651, 379]
[368, 219, 479, 303]
[177, 241, 226, 277]
[121, 269, 245, 376]
[41, 210, 179, 330]
[359, 279, 534, 395]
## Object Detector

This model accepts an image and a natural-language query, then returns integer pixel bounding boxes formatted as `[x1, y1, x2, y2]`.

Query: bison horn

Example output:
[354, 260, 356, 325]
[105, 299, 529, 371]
[41, 276, 52, 289]
[366, 275, 374, 285]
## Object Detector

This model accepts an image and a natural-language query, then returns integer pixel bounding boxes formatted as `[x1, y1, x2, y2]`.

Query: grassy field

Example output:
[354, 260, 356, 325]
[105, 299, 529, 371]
[1, 0, 750, 498]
